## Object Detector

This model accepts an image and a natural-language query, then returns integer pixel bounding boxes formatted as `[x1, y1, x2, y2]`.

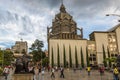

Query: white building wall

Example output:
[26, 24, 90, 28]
[116, 26, 120, 54]
[95, 33, 108, 64]
[49, 39, 87, 67]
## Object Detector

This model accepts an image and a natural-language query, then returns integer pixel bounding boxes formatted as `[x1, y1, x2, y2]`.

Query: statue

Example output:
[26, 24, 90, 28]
[15, 54, 30, 74]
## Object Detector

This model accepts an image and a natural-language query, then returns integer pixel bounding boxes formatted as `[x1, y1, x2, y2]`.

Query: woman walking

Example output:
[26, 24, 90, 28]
[51, 68, 55, 78]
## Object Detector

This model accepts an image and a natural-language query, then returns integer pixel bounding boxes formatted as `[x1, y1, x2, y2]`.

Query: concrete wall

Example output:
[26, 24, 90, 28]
[116, 26, 120, 53]
[94, 33, 108, 64]
[49, 39, 87, 67]
[13, 74, 33, 80]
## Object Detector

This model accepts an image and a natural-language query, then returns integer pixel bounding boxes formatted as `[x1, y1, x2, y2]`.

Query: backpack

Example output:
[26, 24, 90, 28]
[114, 68, 119, 75]
[87, 67, 91, 71]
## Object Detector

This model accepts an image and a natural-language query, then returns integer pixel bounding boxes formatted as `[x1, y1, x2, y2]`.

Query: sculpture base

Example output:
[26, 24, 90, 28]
[12, 74, 33, 80]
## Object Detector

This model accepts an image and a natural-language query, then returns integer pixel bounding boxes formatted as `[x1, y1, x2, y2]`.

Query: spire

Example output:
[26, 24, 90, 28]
[60, 0, 66, 13]
[61, 0, 63, 4]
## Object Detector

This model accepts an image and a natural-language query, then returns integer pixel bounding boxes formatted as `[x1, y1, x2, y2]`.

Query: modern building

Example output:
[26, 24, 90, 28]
[47, 3, 120, 67]
[89, 24, 120, 65]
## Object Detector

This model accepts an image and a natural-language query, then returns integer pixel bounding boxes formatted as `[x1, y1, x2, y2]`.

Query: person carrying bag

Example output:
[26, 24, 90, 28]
[113, 67, 119, 80]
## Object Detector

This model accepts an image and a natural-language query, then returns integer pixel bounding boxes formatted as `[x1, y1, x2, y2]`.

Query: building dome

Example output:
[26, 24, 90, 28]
[47, 4, 83, 39]
[52, 4, 77, 34]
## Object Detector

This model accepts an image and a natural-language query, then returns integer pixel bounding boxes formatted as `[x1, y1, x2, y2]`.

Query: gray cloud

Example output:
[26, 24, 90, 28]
[0, 9, 34, 35]
[21, 0, 120, 22]
[66, 0, 120, 19]
[0, 0, 120, 49]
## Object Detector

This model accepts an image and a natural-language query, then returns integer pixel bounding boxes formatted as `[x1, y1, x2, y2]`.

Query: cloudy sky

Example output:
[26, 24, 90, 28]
[0, 0, 120, 50]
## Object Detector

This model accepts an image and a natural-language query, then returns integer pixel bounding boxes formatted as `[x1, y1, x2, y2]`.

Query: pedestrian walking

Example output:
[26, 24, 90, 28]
[3, 66, 10, 80]
[55, 66, 58, 72]
[99, 66, 104, 76]
[41, 67, 45, 80]
[33, 66, 39, 80]
[51, 68, 55, 78]
[8, 65, 13, 80]
[113, 66, 119, 80]
[48, 65, 50, 72]
[41, 67, 45, 75]
[73, 66, 76, 73]
[87, 66, 91, 76]
[60, 67, 64, 78]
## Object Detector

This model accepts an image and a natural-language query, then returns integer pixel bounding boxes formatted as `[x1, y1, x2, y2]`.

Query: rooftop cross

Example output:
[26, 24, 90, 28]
[60, 0, 66, 13]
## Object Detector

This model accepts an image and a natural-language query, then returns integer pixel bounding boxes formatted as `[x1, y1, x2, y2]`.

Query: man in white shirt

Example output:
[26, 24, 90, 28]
[3, 66, 9, 80]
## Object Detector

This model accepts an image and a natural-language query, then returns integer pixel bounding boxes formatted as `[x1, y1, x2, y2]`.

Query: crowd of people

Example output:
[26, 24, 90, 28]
[26, 63, 120, 80]
[2, 63, 120, 80]
[86, 65, 119, 80]
[32, 65, 65, 80]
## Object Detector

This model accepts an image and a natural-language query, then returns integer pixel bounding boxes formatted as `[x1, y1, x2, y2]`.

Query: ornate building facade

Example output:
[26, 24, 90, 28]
[47, 4, 88, 67]
[47, 3, 120, 67]
[47, 4, 83, 40]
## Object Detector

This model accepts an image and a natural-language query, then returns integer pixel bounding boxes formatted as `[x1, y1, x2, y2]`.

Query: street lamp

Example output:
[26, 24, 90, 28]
[106, 14, 120, 22]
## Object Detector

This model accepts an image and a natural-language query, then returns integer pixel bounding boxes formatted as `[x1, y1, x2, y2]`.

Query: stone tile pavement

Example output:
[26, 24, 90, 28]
[0, 69, 114, 80]
[40, 69, 114, 80]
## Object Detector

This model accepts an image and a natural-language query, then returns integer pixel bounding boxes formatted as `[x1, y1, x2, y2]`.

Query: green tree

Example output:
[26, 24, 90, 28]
[110, 57, 117, 62]
[75, 46, 78, 68]
[51, 47, 54, 67]
[29, 39, 44, 51]
[29, 39, 45, 62]
[81, 47, 84, 68]
[0, 50, 14, 65]
[86, 47, 90, 67]
[63, 45, 66, 68]
[107, 47, 111, 67]
[69, 45, 72, 68]
[57, 44, 60, 67]
[102, 45, 107, 67]
[42, 57, 49, 67]
[0, 51, 2, 64]
[105, 57, 117, 67]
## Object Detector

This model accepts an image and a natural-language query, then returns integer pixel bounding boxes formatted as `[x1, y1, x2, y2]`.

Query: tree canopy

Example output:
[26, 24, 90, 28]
[29, 39, 45, 62]
[29, 39, 44, 52]
[0, 50, 14, 66]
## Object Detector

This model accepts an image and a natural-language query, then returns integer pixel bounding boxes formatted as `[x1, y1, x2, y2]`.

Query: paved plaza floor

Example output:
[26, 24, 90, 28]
[42, 69, 114, 80]
[0, 69, 114, 80]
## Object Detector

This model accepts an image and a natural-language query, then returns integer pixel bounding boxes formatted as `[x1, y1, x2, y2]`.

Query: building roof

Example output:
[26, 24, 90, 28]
[107, 23, 120, 32]
[89, 31, 108, 37]
[89, 23, 120, 37]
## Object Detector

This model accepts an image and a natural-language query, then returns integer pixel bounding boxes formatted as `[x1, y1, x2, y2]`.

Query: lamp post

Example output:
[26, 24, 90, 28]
[106, 14, 120, 22]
